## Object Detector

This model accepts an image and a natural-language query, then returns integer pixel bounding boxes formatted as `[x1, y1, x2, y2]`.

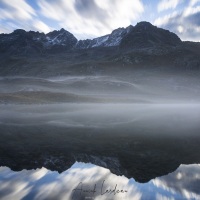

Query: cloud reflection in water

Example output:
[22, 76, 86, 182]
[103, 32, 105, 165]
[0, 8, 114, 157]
[0, 162, 200, 200]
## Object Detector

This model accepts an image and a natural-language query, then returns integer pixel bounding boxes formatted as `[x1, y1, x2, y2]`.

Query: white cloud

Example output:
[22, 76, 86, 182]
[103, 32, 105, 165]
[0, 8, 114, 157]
[0, 0, 52, 34]
[0, 19, 52, 34]
[182, 5, 200, 17]
[38, 0, 144, 39]
[177, 25, 184, 33]
[154, 4, 200, 41]
[190, 0, 200, 6]
[154, 11, 179, 27]
[157, 0, 180, 12]
[0, 0, 36, 20]
[32, 20, 51, 33]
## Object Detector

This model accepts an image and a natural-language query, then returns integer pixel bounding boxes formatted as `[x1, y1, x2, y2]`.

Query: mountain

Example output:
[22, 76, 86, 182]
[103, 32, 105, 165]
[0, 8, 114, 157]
[120, 22, 181, 48]
[76, 22, 181, 49]
[45, 28, 78, 52]
[0, 21, 182, 55]
[0, 21, 200, 77]
[0, 28, 77, 55]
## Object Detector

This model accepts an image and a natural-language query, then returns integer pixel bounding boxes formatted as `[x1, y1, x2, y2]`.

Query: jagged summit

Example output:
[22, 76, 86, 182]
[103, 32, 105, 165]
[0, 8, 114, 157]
[46, 28, 77, 48]
[120, 21, 181, 48]
[76, 26, 130, 49]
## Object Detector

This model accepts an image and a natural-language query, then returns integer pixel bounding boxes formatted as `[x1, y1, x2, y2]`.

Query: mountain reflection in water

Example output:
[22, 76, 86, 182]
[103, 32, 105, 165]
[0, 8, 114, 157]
[0, 162, 200, 200]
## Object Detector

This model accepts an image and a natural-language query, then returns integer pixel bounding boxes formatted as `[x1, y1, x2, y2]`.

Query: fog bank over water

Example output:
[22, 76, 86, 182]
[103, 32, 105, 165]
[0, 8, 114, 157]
[1, 72, 200, 104]
[1, 103, 200, 132]
[1, 74, 200, 131]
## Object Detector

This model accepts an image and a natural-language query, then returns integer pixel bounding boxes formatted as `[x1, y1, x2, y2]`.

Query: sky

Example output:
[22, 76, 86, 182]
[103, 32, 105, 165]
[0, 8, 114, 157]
[0, 0, 200, 41]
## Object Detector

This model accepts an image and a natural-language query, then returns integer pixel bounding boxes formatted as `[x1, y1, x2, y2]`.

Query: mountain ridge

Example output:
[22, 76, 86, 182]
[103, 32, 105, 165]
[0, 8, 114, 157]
[1, 21, 200, 77]
[0, 21, 182, 55]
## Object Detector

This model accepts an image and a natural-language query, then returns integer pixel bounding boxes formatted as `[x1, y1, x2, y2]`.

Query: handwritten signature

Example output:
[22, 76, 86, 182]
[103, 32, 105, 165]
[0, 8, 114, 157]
[72, 180, 128, 199]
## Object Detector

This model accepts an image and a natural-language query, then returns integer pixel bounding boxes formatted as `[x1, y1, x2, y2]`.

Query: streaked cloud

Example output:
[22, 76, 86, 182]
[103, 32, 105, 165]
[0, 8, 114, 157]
[190, 0, 200, 6]
[154, 3, 200, 41]
[38, 0, 144, 39]
[0, 0, 200, 41]
[157, 0, 181, 12]
[32, 20, 51, 33]
[0, 0, 51, 33]
[0, 0, 36, 20]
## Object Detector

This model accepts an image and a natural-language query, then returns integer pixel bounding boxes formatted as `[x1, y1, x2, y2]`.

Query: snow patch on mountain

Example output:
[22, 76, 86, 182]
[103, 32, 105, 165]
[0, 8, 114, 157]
[76, 26, 132, 49]
[91, 35, 110, 47]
